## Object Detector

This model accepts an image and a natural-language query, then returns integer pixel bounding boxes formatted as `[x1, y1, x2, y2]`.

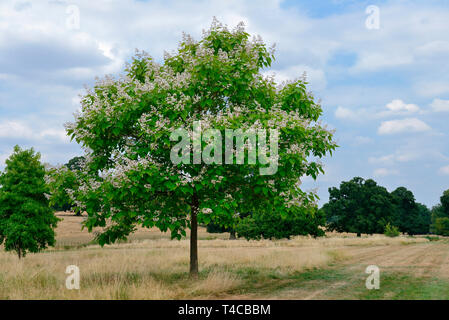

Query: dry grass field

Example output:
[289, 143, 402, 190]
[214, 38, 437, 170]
[1, 212, 449, 300]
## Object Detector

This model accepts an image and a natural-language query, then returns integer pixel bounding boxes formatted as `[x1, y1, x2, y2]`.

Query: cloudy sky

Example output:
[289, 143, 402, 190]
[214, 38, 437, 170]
[0, 0, 448, 207]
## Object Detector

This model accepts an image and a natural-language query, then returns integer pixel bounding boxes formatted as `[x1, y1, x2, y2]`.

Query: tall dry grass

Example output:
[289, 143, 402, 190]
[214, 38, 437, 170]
[0, 238, 344, 299]
[0, 214, 430, 299]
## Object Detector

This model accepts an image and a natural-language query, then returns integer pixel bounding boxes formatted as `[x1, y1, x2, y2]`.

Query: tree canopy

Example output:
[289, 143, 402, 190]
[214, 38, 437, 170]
[323, 177, 431, 236]
[65, 19, 337, 275]
[46, 156, 85, 214]
[323, 177, 394, 236]
[46, 165, 80, 213]
[440, 190, 449, 216]
[236, 206, 325, 240]
[430, 189, 449, 235]
[65, 156, 86, 172]
[391, 187, 430, 235]
[0, 146, 59, 258]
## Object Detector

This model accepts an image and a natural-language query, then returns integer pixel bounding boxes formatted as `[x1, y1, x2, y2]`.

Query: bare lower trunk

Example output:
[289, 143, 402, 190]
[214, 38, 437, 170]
[190, 193, 199, 277]
[229, 229, 236, 240]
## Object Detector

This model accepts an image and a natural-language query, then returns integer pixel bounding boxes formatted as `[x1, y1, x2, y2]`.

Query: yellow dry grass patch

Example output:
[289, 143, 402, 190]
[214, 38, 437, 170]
[0, 238, 345, 299]
[0, 213, 434, 299]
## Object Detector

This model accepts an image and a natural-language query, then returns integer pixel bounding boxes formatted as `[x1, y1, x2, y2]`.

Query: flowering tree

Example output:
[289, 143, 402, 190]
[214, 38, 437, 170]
[66, 19, 337, 276]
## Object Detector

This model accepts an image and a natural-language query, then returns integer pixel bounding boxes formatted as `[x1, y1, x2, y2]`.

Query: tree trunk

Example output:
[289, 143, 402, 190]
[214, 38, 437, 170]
[357, 232, 361, 237]
[17, 248, 22, 259]
[190, 193, 199, 277]
[229, 229, 236, 240]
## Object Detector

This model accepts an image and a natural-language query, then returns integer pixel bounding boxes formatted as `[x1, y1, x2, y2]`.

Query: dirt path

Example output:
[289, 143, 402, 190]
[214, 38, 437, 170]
[265, 242, 449, 299]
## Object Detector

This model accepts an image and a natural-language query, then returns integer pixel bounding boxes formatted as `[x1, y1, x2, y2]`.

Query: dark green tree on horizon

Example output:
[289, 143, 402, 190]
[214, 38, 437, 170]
[65, 156, 85, 172]
[236, 206, 325, 240]
[431, 189, 449, 235]
[391, 187, 430, 235]
[440, 190, 449, 216]
[0, 146, 59, 259]
[323, 177, 432, 236]
[323, 177, 394, 236]
[416, 203, 431, 234]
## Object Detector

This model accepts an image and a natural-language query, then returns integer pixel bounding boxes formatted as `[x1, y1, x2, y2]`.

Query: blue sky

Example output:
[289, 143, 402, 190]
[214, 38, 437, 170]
[0, 0, 448, 207]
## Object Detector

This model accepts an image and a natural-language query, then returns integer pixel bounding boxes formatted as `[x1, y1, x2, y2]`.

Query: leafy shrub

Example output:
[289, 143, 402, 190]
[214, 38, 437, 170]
[434, 217, 449, 236]
[236, 206, 325, 240]
[206, 221, 229, 234]
[384, 223, 400, 237]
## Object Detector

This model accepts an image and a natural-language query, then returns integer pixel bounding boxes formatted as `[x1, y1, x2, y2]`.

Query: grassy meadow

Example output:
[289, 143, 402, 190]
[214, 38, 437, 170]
[1, 212, 449, 300]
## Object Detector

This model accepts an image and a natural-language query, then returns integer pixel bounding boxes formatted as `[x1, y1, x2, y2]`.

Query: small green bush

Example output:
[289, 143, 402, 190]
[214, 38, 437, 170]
[206, 221, 228, 234]
[434, 217, 449, 236]
[236, 206, 325, 240]
[384, 223, 400, 237]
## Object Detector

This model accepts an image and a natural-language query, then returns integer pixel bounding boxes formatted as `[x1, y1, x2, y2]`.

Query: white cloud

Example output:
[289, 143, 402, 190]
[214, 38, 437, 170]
[40, 129, 70, 143]
[335, 106, 355, 120]
[352, 53, 413, 72]
[439, 166, 449, 175]
[378, 118, 431, 135]
[430, 98, 449, 112]
[385, 99, 419, 113]
[368, 152, 419, 165]
[415, 41, 449, 59]
[414, 81, 449, 97]
[353, 136, 372, 145]
[0, 121, 68, 143]
[375, 99, 422, 118]
[334, 106, 369, 121]
[335, 99, 421, 122]
[0, 121, 33, 139]
[369, 154, 395, 165]
[373, 168, 399, 177]
[0, 0, 448, 205]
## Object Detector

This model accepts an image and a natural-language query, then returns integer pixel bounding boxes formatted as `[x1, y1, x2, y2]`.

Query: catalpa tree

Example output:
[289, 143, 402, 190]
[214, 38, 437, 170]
[66, 19, 337, 276]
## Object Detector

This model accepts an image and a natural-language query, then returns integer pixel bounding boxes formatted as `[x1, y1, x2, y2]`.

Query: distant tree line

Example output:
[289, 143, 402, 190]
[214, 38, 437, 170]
[2, 147, 449, 261]
[430, 190, 449, 236]
[207, 177, 449, 239]
[321, 177, 448, 236]
[207, 206, 326, 240]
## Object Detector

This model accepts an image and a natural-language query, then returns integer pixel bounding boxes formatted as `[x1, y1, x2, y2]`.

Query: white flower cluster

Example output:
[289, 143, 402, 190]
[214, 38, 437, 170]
[102, 154, 155, 188]
[286, 143, 306, 157]
[201, 208, 213, 214]
[210, 175, 224, 185]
